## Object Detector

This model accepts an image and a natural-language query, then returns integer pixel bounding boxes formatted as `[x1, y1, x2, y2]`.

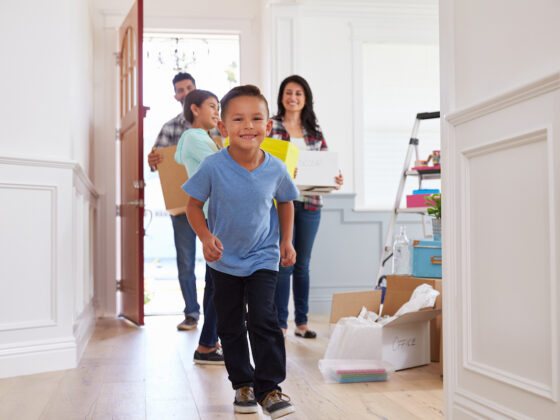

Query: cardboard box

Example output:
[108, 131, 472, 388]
[295, 151, 339, 190]
[330, 278, 441, 370]
[385, 275, 442, 363]
[156, 145, 189, 215]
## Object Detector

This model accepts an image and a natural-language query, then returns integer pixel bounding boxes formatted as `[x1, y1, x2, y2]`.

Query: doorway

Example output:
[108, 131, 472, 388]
[142, 32, 240, 315]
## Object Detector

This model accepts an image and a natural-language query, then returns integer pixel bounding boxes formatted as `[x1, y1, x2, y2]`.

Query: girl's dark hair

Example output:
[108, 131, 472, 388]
[183, 89, 219, 123]
[220, 84, 269, 119]
[275, 75, 320, 136]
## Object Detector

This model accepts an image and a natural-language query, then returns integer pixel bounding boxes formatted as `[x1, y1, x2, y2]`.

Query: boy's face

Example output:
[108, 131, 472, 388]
[174, 79, 196, 105]
[218, 96, 273, 151]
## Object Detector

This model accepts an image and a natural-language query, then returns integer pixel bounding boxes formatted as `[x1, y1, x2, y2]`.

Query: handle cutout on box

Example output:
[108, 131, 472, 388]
[431, 256, 442, 265]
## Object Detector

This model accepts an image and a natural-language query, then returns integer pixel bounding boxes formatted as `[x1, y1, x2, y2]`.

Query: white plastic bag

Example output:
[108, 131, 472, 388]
[323, 313, 383, 360]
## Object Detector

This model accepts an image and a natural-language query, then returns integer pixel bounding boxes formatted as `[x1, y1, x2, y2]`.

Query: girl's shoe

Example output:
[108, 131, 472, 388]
[294, 327, 316, 339]
[193, 347, 224, 365]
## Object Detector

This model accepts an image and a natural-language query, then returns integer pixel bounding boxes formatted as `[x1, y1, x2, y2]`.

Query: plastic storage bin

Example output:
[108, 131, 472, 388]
[412, 240, 442, 278]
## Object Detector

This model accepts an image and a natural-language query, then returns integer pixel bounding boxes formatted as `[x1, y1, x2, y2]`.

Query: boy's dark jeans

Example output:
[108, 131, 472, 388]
[210, 268, 286, 402]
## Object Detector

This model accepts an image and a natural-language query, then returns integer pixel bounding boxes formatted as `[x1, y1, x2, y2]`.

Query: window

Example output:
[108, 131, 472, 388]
[362, 43, 440, 209]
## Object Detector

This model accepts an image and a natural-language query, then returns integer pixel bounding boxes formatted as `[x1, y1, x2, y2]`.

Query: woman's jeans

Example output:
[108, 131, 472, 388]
[275, 202, 321, 329]
[211, 268, 286, 402]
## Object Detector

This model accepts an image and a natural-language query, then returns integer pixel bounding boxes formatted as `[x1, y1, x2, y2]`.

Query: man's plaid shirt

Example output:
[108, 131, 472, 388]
[153, 113, 192, 148]
[270, 116, 328, 211]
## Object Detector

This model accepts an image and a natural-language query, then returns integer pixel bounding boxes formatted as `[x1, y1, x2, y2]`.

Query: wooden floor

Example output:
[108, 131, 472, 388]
[0, 314, 443, 420]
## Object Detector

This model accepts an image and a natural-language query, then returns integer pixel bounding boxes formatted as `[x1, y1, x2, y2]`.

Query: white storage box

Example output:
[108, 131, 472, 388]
[295, 151, 338, 195]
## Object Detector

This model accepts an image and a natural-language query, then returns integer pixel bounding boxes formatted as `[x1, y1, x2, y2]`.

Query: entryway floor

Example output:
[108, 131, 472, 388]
[0, 315, 443, 419]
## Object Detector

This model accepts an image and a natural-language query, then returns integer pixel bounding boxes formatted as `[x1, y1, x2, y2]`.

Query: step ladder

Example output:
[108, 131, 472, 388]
[376, 111, 440, 286]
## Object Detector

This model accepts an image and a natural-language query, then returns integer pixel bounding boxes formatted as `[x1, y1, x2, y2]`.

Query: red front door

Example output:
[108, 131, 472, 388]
[118, 0, 144, 325]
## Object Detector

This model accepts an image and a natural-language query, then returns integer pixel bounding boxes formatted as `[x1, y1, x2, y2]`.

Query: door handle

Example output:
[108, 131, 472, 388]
[127, 199, 144, 208]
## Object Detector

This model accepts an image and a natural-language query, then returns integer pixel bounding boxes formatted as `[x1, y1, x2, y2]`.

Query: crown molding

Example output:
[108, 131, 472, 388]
[446, 72, 560, 126]
[0, 155, 99, 200]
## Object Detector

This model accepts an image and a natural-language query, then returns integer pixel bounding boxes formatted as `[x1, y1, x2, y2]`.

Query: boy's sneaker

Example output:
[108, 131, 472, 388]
[233, 386, 258, 413]
[260, 390, 295, 419]
[177, 316, 198, 331]
[193, 347, 225, 365]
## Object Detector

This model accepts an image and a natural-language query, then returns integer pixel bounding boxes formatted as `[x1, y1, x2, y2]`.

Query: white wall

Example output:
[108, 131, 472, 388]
[452, 0, 560, 110]
[0, 0, 97, 378]
[264, 0, 438, 206]
[0, 0, 94, 172]
[441, 0, 560, 417]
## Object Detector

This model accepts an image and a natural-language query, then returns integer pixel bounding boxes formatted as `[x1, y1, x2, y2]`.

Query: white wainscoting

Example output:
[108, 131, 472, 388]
[0, 156, 98, 378]
[309, 193, 429, 314]
[444, 73, 560, 417]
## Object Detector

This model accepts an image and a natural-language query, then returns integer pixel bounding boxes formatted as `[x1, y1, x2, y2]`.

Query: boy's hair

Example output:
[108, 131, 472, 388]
[220, 85, 269, 119]
[275, 74, 320, 136]
[172, 72, 196, 90]
[183, 89, 219, 123]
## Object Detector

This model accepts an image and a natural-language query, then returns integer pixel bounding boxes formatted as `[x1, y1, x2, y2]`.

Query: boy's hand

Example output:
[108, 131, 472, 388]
[148, 147, 163, 169]
[202, 235, 224, 262]
[280, 241, 296, 267]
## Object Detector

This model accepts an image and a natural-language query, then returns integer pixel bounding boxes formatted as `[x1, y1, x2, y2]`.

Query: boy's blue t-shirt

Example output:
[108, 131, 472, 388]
[182, 147, 300, 277]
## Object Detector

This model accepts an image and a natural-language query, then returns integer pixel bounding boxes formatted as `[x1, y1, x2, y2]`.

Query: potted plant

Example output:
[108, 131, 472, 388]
[425, 193, 441, 241]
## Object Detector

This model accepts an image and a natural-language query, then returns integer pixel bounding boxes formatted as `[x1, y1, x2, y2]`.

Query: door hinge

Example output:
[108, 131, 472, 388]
[114, 52, 121, 66]
[116, 128, 121, 141]
[116, 205, 121, 216]
[116, 279, 122, 291]
[133, 180, 145, 189]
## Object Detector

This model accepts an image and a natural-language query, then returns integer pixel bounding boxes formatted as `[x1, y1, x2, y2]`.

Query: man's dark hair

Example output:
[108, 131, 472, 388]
[275, 74, 320, 136]
[183, 89, 219, 123]
[220, 85, 269, 119]
[172, 72, 196, 89]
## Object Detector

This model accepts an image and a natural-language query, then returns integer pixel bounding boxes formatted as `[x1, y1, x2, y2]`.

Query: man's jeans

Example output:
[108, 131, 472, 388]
[170, 214, 200, 319]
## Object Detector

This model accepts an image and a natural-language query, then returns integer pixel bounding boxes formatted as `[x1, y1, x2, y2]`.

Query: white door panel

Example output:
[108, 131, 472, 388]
[443, 77, 560, 418]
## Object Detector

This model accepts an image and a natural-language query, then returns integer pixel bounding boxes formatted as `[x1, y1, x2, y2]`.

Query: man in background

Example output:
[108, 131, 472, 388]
[147, 72, 201, 331]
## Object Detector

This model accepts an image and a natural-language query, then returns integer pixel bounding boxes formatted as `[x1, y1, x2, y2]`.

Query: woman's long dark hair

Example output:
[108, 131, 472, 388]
[275, 75, 320, 136]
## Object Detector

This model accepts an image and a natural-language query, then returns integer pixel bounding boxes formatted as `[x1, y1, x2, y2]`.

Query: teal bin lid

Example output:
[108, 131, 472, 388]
[415, 240, 441, 248]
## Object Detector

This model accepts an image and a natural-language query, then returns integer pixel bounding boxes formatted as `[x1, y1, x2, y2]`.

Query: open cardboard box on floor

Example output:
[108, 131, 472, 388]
[156, 145, 189, 215]
[329, 276, 441, 371]
[385, 275, 442, 363]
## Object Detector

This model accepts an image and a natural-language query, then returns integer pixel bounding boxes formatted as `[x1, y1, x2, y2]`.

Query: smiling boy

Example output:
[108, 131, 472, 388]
[183, 85, 298, 419]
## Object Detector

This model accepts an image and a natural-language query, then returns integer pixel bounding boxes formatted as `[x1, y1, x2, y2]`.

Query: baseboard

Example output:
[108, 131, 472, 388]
[74, 302, 97, 362]
[0, 337, 77, 379]
[0, 303, 96, 379]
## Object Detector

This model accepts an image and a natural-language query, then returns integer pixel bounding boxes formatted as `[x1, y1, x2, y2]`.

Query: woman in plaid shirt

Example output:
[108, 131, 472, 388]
[270, 75, 344, 339]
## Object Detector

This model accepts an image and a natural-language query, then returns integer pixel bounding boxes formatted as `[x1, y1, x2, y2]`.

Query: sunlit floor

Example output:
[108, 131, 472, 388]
[144, 257, 206, 315]
[0, 314, 443, 420]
